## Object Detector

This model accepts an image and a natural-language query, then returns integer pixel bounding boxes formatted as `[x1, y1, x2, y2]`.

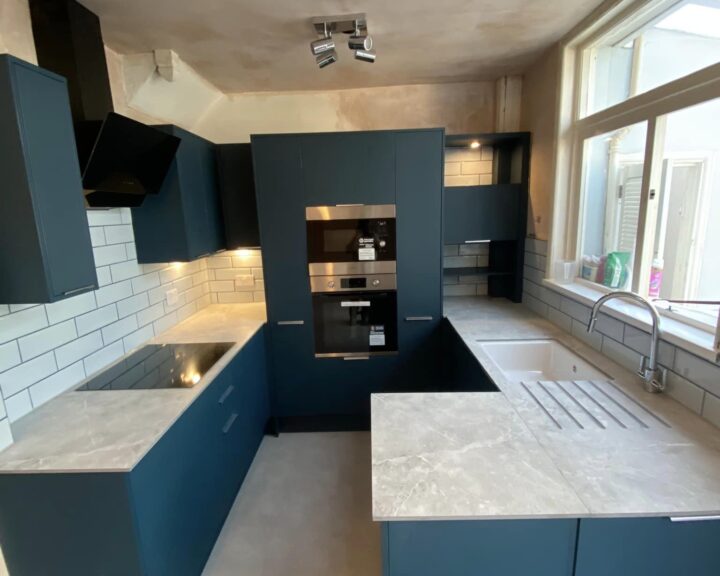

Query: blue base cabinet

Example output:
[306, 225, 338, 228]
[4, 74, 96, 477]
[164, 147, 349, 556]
[382, 520, 578, 576]
[132, 125, 225, 263]
[0, 55, 97, 303]
[0, 329, 269, 576]
[574, 517, 720, 576]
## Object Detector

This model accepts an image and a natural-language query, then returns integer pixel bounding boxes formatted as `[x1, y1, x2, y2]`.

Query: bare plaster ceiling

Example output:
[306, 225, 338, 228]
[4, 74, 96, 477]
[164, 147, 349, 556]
[82, 0, 604, 93]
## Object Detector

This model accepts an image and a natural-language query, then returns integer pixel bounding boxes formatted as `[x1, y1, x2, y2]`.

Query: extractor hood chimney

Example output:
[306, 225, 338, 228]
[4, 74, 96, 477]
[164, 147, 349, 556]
[29, 0, 180, 207]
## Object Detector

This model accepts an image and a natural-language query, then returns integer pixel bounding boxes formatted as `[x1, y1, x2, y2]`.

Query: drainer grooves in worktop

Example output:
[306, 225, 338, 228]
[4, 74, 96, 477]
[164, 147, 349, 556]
[520, 379, 671, 431]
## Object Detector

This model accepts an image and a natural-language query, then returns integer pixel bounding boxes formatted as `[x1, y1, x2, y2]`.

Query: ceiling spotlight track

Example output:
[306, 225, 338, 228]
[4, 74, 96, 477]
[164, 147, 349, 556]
[309, 13, 376, 69]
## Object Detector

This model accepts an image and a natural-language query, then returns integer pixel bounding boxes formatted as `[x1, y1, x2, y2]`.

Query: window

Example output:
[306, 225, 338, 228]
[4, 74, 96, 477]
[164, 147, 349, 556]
[583, 0, 720, 117]
[559, 0, 720, 343]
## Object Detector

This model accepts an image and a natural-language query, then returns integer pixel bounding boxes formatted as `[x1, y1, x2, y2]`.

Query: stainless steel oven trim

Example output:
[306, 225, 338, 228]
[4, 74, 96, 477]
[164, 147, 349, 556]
[315, 351, 399, 359]
[309, 261, 396, 276]
[310, 274, 397, 293]
[305, 204, 396, 221]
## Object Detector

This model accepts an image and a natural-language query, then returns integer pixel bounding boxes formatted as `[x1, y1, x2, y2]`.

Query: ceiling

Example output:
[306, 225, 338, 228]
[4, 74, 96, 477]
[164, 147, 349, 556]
[83, 0, 604, 93]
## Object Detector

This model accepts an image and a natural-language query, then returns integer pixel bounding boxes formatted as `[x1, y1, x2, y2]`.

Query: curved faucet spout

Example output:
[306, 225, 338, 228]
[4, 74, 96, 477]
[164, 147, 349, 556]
[586, 291, 666, 393]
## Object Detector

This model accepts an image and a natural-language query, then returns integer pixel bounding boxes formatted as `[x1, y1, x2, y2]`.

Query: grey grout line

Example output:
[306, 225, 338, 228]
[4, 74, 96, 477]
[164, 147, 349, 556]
[554, 381, 606, 429]
[521, 382, 562, 429]
[537, 381, 584, 429]
[570, 381, 628, 429]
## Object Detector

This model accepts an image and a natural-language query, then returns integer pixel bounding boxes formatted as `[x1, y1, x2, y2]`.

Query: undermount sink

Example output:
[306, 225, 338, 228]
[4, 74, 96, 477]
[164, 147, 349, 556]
[478, 339, 611, 383]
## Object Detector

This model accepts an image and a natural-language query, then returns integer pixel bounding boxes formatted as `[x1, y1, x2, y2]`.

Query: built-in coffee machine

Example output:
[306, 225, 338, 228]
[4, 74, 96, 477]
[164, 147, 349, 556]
[305, 205, 398, 358]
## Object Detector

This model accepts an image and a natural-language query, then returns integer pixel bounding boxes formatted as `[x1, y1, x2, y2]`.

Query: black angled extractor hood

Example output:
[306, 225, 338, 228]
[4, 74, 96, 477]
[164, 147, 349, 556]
[29, 0, 180, 207]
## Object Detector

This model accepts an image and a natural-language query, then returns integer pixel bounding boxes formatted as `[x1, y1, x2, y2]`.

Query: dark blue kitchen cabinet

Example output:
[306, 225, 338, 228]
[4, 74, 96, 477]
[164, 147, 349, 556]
[395, 129, 444, 387]
[443, 184, 520, 244]
[382, 520, 578, 576]
[301, 131, 396, 205]
[0, 329, 270, 576]
[252, 135, 312, 323]
[0, 55, 97, 303]
[574, 517, 720, 576]
[132, 125, 225, 263]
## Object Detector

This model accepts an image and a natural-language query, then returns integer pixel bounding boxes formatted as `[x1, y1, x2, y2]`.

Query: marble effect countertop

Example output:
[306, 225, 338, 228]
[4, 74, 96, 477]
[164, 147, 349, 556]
[0, 304, 266, 473]
[372, 297, 720, 521]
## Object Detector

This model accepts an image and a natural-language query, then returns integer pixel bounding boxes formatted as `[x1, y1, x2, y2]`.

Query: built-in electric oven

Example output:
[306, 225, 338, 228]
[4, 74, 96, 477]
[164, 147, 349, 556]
[306, 205, 396, 276]
[310, 274, 398, 358]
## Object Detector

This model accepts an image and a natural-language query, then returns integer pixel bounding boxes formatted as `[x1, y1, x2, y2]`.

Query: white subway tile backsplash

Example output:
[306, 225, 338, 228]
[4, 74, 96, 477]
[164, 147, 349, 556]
[525, 238, 548, 256]
[95, 280, 133, 307]
[45, 292, 96, 325]
[86, 210, 123, 226]
[153, 311, 178, 334]
[131, 272, 161, 295]
[209, 280, 235, 293]
[547, 307, 572, 332]
[559, 298, 591, 324]
[443, 245, 459, 257]
[102, 316, 139, 345]
[125, 243, 137, 261]
[674, 350, 720, 398]
[89, 227, 106, 247]
[207, 256, 232, 269]
[54, 332, 104, 369]
[172, 276, 194, 294]
[5, 390, 32, 422]
[623, 325, 675, 368]
[0, 397, 5, 420]
[96, 266, 112, 287]
[253, 291, 266, 303]
[120, 208, 132, 224]
[523, 265, 544, 285]
[524, 293, 549, 317]
[217, 292, 254, 303]
[18, 320, 77, 362]
[93, 244, 127, 267]
[0, 419, 12, 451]
[9, 304, 38, 312]
[524, 252, 546, 272]
[0, 305, 8, 316]
[110, 260, 143, 283]
[0, 306, 48, 345]
[665, 371, 705, 415]
[176, 302, 197, 323]
[0, 342, 21, 373]
[232, 253, 263, 268]
[445, 256, 478, 269]
[116, 293, 150, 319]
[83, 341, 125, 377]
[445, 175, 481, 187]
[136, 303, 165, 327]
[104, 225, 134, 245]
[29, 362, 86, 408]
[0, 352, 57, 398]
[702, 394, 720, 429]
[75, 304, 119, 336]
[461, 160, 493, 175]
[570, 319, 603, 352]
[444, 284, 478, 297]
[123, 325, 155, 353]
[458, 243, 490, 256]
[601, 337, 642, 373]
[445, 162, 461, 176]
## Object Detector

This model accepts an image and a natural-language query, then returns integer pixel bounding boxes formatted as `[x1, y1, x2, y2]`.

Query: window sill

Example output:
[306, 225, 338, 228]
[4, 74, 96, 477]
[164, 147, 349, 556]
[542, 279, 719, 364]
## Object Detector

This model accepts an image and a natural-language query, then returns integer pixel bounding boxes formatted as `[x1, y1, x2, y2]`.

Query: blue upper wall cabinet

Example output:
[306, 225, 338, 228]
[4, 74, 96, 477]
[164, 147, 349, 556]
[132, 126, 225, 263]
[444, 185, 520, 244]
[301, 132, 396, 205]
[0, 55, 97, 303]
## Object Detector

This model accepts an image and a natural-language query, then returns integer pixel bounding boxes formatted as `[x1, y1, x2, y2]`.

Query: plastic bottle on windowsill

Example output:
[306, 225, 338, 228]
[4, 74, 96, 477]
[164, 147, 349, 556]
[649, 258, 664, 298]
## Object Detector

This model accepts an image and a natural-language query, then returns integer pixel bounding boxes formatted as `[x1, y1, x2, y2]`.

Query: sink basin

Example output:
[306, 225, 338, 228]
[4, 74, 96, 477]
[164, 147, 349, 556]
[478, 339, 611, 383]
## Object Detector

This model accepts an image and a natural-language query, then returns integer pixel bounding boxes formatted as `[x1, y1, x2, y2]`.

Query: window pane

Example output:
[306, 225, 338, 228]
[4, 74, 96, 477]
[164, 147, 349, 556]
[580, 122, 648, 289]
[584, 1, 720, 117]
[647, 97, 720, 324]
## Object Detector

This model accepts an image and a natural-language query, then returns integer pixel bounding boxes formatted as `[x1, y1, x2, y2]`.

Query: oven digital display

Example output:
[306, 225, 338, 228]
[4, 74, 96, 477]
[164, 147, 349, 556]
[341, 277, 367, 289]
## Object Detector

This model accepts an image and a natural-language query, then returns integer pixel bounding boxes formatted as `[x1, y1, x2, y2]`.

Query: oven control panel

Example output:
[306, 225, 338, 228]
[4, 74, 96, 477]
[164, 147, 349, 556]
[310, 274, 397, 293]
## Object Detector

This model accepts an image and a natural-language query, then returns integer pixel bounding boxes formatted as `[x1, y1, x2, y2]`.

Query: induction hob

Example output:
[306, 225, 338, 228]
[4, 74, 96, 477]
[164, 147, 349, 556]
[76, 342, 234, 391]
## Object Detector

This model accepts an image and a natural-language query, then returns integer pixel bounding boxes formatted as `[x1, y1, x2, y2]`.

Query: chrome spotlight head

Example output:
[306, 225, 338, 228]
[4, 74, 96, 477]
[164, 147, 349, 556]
[316, 50, 338, 68]
[354, 49, 376, 63]
[348, 33, 372, 51]
[310, 36, 335, 56]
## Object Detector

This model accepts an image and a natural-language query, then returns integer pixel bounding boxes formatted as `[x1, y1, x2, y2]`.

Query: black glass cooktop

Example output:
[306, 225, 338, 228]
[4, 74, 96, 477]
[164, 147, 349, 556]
[77, 342, 234, 391]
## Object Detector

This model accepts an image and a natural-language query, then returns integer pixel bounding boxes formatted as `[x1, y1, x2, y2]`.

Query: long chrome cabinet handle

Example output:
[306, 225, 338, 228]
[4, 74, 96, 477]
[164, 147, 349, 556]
[218, 385, 235, 405]
[63, 284, 96, 296]
[222, 413, 239, 434]
[670, 515, 720, 523]
[277, 320, 305, 326]
[343, 356, 370, 361]
[405, 316, 433, 322]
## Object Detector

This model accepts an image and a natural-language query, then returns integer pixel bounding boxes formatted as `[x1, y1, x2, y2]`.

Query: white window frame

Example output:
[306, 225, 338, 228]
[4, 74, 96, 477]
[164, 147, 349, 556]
[548, 0, 720, 355]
